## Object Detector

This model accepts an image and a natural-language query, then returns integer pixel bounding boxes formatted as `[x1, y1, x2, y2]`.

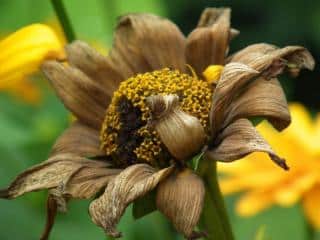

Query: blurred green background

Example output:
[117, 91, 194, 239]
[0, 0, 319, 239]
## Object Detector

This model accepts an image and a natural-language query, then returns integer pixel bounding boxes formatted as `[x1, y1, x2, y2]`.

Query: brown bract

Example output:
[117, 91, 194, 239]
[0, 7, 315, 240]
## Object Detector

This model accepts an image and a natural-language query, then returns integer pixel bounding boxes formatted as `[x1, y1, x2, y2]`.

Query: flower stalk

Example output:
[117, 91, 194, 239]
[197, 158, 234, 240]
[50, 0, 76, 42]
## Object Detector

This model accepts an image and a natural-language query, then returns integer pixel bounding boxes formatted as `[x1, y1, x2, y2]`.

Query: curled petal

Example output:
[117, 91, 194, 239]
[50, 121, 104, 158]
[156, 169, 205, 239]
[186, 8, 231, 75]
[210, 44, 314, 136]
[42, 61, 108, 129]
[89, 164, 173, 238]
[209, 62, 259, 136]
[227, 43, 276, 63]
[147, 95, 206, 161]
[109, 13, 186, 78]
[206, 118, 289, 170]
[224, 77, 291, 131]
[229, 43, 315, 72]
[66, 41, 123, 105]
[0, 154, 119, 199]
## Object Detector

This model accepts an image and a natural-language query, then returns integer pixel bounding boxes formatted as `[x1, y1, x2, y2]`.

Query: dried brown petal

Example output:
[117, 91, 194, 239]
[229, 43, 315, 72]
[209, 62, 259, 136]
[42, 61, 108, 129]
[227, 43, 276, 63]
[206, 118, 288, 170]
[224, 77, 291, 131]
[50, 121, 104, 158]
[210, 44, 314, 136]
[89, 164, 173, 238]
[147, 95, 206, 161]
[64, 164, 120, 199]
[156, 168, 205, 239]
[66, 41, 123, 105]
[0, 154, 119, 199]
[109, 13, 186, 78]
[186, 8, 231, 76]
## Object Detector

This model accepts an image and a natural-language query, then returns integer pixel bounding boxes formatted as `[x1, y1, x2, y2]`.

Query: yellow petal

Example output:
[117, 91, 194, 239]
[303, 187, 320, 229]
[7, 79, 41, 104]
[202, 65, 224, 84]
[219, 169, 286, 195]
[236, 190, 273, 216]
[0, 24, 64, 88]
[286, 103, 319, 154]
[274, 172, 317, 206]
[314, 113, 320, 154]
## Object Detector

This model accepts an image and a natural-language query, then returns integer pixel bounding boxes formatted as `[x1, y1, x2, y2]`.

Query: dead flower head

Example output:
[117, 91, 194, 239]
[0, 8, 315, 240]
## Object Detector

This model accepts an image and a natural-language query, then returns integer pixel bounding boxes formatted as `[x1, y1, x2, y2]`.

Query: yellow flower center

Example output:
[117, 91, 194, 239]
[100, 68, 215, 167]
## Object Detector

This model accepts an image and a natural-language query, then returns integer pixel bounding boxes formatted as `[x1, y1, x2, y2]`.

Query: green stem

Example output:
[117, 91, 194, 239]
[306, 220, 315, 240]
[197, 159, 234, 240]
[50, 0, 76, 42]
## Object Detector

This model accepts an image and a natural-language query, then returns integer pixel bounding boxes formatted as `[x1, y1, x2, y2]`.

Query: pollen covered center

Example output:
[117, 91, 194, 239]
[100, 68, 214, 167]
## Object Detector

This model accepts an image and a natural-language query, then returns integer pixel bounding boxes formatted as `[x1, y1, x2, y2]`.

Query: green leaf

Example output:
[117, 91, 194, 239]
[192, 151, 205, 171]
[132, 190, 157, 219]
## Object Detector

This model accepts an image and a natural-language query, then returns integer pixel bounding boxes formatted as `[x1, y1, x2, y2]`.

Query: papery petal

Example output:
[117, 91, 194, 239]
[147, 94, 206, 161]
[66, 41, 123, 106]
[210, 44, 314, 138]
[50, 121, 104, 158]
[89, 164, 173, 238]
[109, 13, 186, 78]
[227, 43, 276, 63]
[0, 154, 119, 199]
[156, 169, 205, 239]
[0, 24, 64, 88]
[303, 187, 320, 229]
[224, 77, 290, 131]
[209, 62, 259, 136]
[42, 61, 108, 129]
[229, 43, 315, 72]
[186, 8, 231, 76]
[210, 44, 314, 135]
[206, 118, 288, 169]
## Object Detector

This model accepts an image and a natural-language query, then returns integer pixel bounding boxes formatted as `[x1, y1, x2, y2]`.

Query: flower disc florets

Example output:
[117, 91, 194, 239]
[100, 68, 213, 167]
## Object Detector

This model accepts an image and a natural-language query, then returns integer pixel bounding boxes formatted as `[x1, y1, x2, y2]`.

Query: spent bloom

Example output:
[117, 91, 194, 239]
[0, 24, 64, 103]
[0, 8, 315, 239]
[219, 103, 320, 229]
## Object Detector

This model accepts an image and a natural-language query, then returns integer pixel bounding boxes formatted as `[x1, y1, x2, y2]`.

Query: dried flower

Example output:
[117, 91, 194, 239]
[219, 103, 320, 229]
[0, 24, 64, 103]
[0, 8, 314, 239]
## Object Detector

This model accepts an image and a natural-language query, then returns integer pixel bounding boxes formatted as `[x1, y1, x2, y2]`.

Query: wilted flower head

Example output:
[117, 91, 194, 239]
[0, 8, 314, 239]
[219, 103, 320, 229]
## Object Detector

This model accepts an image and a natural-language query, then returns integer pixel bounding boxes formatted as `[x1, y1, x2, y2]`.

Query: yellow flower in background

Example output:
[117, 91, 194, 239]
[219, 103, 320, 229]
[0, 24, 65, 103]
